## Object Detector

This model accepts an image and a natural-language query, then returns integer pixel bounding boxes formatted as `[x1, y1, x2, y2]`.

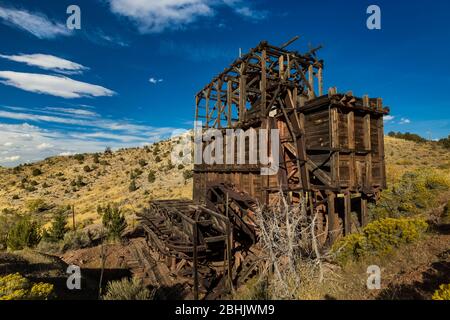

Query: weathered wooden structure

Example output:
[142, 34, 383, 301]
[137, 38, 390, 299]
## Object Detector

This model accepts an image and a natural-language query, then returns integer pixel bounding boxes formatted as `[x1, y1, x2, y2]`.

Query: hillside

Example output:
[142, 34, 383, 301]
[0, 139, 192, 228]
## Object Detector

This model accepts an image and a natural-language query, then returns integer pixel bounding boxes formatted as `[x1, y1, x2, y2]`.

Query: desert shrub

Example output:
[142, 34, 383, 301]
[83, 165, 91, 173]
[61, 231, 92, 251]
[370, 169, 450, 220]
[0, 273, 54, 300]
[183, 170, 193, 180]
[438, 135, 450, 149]
[104, 146, 112, 154]
[129, 180, 138, 192]
[0, 215, 18, 250]
[148, 170, 156, 183]
[26, 198, 49, 213]
[130, 168, 143, 179]
[44, 209, 69, 242]
[432, 284, 450, 300]
[32, 168, 42, 176]
[177, 164, 184, 170]
[71, 176, 86, 188]
[332, 217, 428, 264]
[6, 216, 41, 251]
[93, 153, 100, 164]
[73, 154, 85, 162]
[99, 204, 127, 241]
[102, 277, 153, 300]
[154, 155, 161, 163]
[138, 159, 147, 167]
[12, 195, 19, 200]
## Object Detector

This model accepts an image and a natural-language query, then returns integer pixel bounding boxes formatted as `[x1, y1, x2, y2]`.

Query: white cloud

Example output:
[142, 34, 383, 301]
[149, 77, 163, 84]
[399, 118, 411, 124]
[44, 107, 99, 118]
[0, 6, 71, 39]
[106, 0, 266, 33]
[384, 115, 395, 122]
[234, 6, 267, 20]
[0, 155, 20, 163]
[0, 71, 115, 98]
[3, 142, 13, 147]
[37, 143, 53, 150]
[0, 121, 178, 166]
[0, 53, 88, 74]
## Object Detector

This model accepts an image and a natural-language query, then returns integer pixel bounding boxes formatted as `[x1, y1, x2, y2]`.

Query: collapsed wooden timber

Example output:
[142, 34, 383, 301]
[136, 37, 390, 299]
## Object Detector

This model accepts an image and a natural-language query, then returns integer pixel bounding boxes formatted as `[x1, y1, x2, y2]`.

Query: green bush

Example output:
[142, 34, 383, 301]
[32, 168, 42, 176]
[26, 199, 49, 213]
[73, 154, 85, 162]
[332, 217, 428, 264]
[99, 204, 127, 241]
[44, 209, 69, 242]
[6, 216, 41, 251]
[103, 277, 153, 300]
[138, 159, 147, 167]
[148, 170, 156, 183]
[61, 231, 92, 251]
[370, 169, 450, 220]
[129, 180, 138, 192]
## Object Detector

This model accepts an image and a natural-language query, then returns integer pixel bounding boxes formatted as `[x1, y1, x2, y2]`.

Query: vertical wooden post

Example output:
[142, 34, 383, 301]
[227, 80, 232, 128]
[205, 88, 210, 129]
[318, 67, 323, 96]
[238, 72, 247, 122]
[378, 115, 387, 189]
[261, 49, 267, 116]
[347, 111, 355, 189]
[193, 222, 199, 300]
[330, 108, 339, 187]
[363, 114, 372, 189]
[216, 80, 222, 129]
[327, 192, 337, 243]
[308, 65, 314, 99]
[278, 55, 284, 80]
[344, 192, 351, 235]
[361, 195, 368, 227]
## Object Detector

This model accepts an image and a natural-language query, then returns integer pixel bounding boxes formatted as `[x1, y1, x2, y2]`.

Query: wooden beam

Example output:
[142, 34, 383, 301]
[344, 192, 351, 235]
[308, 65, 315, 99]
[327, 192, 337, 242]
[361, 195, 368, 227]
[347, 111, 355, 189]
[318, 67, 323, 96]
[260, 49, 267, 116]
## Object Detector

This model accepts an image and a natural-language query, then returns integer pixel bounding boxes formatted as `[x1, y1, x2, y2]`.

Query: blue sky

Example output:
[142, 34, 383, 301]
[0, 0, 449, 166]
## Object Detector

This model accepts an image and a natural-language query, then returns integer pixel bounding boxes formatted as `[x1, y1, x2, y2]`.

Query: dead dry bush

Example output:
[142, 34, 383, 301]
[245, 191, 337, 300]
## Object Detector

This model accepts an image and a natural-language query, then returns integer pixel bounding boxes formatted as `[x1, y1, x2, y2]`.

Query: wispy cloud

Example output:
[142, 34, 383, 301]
[0, 5, 71, 39]
[43, 107, 99, 118]
[0, 71, 115, 98]
[106, 0, 267, 33]
[384, 115, 395, 122]
[0, 53, 88, 74]
[149, 77, 163, 84]
[399, 117, 411, 124]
